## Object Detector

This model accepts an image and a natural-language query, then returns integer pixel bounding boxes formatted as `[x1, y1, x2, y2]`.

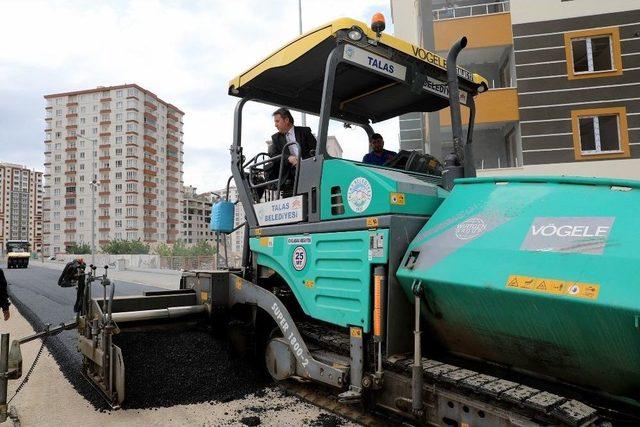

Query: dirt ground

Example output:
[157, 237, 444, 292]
[2, 307, 353, 427]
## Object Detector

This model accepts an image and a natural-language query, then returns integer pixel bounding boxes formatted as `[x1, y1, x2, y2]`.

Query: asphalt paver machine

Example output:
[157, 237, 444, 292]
[2, 16, 639, 426]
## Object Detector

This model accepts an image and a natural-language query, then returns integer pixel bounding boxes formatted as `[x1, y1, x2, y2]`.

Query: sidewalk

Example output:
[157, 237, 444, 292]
[35, 260, 181, 290]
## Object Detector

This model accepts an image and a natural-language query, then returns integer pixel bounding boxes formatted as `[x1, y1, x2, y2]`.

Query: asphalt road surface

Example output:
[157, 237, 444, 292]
[4, 265, 165, 408]
[5, 265, 163, 359]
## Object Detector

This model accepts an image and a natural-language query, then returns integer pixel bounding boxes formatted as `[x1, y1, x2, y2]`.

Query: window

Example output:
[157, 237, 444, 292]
[564, 27, 622, 79]
[571, 107, 629, 160]
[116, 125, 123, 132]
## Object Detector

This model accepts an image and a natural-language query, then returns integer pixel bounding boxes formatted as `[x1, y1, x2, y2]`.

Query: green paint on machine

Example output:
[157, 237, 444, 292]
[320, 159, 447, 220]
[251, 229, 390, 332]
[396, 176, 640, 406]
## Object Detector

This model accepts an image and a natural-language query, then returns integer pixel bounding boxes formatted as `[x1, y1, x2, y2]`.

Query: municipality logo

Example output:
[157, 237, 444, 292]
[345, 45, 355, 58]
[347, 177, 372, 213]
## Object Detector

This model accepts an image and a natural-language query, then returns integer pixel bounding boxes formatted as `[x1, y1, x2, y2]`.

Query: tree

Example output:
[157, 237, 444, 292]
[191, 240, 216, 256]
[152, 240, 216, 256]
[101, 239, 150, 255]
[66, 243, 91, 254]
[154, 243, 172, 257]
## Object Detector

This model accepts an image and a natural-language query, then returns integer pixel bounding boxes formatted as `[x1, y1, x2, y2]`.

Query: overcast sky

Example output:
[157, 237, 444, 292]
[0, 0, 399, 192]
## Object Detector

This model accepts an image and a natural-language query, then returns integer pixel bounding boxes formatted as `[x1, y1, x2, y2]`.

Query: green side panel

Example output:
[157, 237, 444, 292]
[251, 229, 389, 332]
[320, 159, 447, 221]
[396, 177, 640, 404]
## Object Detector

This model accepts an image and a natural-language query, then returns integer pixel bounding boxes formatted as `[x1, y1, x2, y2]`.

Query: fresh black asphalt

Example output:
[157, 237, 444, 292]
[4, 265, 162, 361]
[3, 265, 270, 410]
[4, 265, 165, 409]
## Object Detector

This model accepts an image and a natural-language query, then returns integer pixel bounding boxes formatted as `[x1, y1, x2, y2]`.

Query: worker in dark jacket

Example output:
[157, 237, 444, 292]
[267, 107, 317, 196]
[0, 268, 11, 320]
[58, 259, 86, 313]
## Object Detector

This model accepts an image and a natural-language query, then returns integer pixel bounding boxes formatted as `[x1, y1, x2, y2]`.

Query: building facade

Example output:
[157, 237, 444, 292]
[508, 0, 640, 177]
[43, 84, 184, 256]
[181, 185, 216, 245]
[0, 163, 43, 254]
[391, 0, 640, 178]
[391, 0, 518, 169]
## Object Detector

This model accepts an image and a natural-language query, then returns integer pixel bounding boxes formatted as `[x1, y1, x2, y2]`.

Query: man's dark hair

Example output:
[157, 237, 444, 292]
[273, 107, 294, 124]
[370, 133, 383, 141]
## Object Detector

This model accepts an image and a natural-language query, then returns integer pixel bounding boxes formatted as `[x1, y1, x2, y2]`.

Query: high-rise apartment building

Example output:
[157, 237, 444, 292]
[181, 185, 216, 245]
[391, 0, 640, 178]
[43, 84, 184, 256]
[0, 163, 43, 254]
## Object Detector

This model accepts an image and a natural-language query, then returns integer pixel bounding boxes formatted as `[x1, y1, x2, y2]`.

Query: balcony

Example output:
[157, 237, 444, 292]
[433, 0, 509, 21]
[433, 1, 512, 51]
[439, 87, 518, 126]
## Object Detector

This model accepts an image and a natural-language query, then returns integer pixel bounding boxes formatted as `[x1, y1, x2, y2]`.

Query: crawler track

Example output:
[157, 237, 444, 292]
[296, 321, 627, 426]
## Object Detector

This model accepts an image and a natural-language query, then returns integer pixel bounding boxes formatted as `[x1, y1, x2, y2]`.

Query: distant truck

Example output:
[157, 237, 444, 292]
[6, 240, 30, 269]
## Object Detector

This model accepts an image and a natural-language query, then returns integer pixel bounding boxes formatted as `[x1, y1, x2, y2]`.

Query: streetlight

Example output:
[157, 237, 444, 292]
[75, 133, 97, 265]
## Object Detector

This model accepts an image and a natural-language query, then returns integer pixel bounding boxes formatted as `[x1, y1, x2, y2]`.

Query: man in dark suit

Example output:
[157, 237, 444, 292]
[0, 268, 11, 320]
[267, 108, 317, 195]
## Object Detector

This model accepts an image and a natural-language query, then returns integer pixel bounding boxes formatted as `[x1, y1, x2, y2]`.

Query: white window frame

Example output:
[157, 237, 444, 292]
[571, 35, 614, 75]
[578, 114, 621, 155]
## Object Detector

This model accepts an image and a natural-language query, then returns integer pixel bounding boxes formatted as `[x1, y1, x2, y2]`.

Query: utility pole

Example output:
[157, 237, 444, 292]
[299, 0, 306, 127]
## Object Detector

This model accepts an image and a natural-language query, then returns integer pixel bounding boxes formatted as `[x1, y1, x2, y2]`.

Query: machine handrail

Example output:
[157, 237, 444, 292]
[243, 142, 301, 199]
[433, 1, 510, 21]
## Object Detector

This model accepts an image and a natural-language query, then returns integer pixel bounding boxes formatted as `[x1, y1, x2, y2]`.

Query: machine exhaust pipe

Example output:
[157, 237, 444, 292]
[445, 36, 477, 181]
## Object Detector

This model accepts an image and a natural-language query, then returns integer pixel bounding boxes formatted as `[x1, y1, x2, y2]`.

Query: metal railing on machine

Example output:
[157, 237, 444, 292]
[433, 1, 510, 21]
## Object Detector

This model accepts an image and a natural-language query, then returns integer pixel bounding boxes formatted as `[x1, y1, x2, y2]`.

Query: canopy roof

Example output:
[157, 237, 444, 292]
[229, 18, 488, 124]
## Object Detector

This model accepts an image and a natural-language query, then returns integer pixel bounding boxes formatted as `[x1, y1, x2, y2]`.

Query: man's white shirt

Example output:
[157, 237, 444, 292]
[284, 127, 300, 157]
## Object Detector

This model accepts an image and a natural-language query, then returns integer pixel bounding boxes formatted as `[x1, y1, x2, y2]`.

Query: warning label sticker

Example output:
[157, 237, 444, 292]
[506, 275, 600, 300]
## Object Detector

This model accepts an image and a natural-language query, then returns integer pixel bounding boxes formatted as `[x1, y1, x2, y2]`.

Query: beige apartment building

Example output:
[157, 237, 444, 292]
[181, 185, 216, 245]
[43, 84, 184, 256]
[391, 0, 640, 179]
[0, 163, 43, 254]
